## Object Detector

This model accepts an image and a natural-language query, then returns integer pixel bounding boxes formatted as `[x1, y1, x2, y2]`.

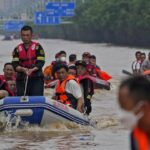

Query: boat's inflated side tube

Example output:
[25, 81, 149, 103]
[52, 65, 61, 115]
[1, 96, 45, 124]
[0, 96, 90, 126]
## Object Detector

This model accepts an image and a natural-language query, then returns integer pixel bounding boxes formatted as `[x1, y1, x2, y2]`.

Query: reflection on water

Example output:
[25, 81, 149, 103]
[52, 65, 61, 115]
[0, 38, 142, 149]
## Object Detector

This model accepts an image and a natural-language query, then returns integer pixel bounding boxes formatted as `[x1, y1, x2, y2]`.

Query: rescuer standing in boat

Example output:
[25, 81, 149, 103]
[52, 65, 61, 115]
[12, 25, 45, 96]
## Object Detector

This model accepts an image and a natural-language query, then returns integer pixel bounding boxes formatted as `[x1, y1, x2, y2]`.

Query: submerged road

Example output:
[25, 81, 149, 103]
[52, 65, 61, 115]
[0, 37, 148, 150]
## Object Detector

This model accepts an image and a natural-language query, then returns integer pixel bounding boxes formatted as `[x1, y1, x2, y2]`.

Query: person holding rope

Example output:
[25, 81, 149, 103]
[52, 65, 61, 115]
[12, 25, 45, 96]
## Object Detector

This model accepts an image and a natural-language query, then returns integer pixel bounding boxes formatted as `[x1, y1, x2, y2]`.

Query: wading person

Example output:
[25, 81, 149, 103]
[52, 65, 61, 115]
[12, 25, 45, 96]
[118, 76, 150, 150]
[132, 51, 141, 75]
[141, 52, 150, 73]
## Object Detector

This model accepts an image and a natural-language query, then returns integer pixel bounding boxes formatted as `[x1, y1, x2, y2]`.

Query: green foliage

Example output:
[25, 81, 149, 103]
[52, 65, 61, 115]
[74, 0, 150, 31]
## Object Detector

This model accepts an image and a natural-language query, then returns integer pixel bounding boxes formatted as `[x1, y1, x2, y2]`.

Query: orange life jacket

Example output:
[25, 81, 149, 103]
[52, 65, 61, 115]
[55, 75, 78, 106]
[96, 68, 112, 81]
[43, 63, 59, 84]
[143, 70, 150, 75]
[18, 41, 38, 68]
[132, 127, 149, 150]
[43, 65, 53, 84]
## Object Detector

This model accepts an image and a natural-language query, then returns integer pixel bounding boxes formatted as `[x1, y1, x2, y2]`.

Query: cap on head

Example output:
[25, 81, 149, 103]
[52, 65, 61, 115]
[75, 60, 87, 67]
[53, 62, 68, 73]
[90, 55, 96, 59]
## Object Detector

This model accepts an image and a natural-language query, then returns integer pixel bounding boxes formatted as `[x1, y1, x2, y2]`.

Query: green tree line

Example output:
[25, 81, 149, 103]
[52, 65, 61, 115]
[2, 0, 149, 47]
[73, 0, 150, 46]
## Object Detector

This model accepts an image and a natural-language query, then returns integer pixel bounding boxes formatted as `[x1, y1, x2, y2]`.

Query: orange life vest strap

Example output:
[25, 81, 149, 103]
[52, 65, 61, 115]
[133, 127, 149, 150]
[56, 75, 78, 106]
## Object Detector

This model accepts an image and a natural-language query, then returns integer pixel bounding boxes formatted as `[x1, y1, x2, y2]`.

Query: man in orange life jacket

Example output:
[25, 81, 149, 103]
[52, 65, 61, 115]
[12, 25, 45, 96]
[118, 76, 150, 150]
[52, 63, 84, 113]
[76, 60, 94, 115]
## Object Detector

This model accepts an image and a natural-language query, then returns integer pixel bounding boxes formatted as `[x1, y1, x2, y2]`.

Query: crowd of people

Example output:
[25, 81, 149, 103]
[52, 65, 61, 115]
[118, 50, 150, 149]
[132, 51, 150, 75]
[0, 25, 111, 116]
[118, 76, 150, 150]
[43, 51, 111, 83]
[42, 47, 112, 115]
[43, 50, 109, 115]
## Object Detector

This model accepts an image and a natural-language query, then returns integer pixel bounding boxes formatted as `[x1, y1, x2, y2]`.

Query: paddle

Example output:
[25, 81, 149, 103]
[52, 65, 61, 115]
[122, 70, 133, 76]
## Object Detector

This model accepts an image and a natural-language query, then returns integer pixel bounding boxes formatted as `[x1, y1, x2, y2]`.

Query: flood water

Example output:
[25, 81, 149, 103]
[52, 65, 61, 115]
[0, 37, 149, 150]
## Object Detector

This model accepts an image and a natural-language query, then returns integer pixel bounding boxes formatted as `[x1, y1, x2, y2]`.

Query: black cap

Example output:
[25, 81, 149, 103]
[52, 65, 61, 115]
[75, 60, 86, 67]
[90, 55, 96, 59]
[53, 62, 68, 73]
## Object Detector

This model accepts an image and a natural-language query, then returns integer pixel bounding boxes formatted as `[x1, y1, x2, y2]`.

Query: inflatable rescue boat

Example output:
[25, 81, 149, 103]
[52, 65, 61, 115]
[0, 96, 90, 126]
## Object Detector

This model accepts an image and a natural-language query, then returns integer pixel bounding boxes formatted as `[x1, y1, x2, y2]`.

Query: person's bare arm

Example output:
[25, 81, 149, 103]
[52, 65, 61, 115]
[76, 97, 84, 113]
[0, 90, 8, 99]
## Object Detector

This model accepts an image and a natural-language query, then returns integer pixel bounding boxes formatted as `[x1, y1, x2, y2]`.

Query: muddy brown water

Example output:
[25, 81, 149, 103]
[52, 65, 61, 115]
[0, 37, 148, 150]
